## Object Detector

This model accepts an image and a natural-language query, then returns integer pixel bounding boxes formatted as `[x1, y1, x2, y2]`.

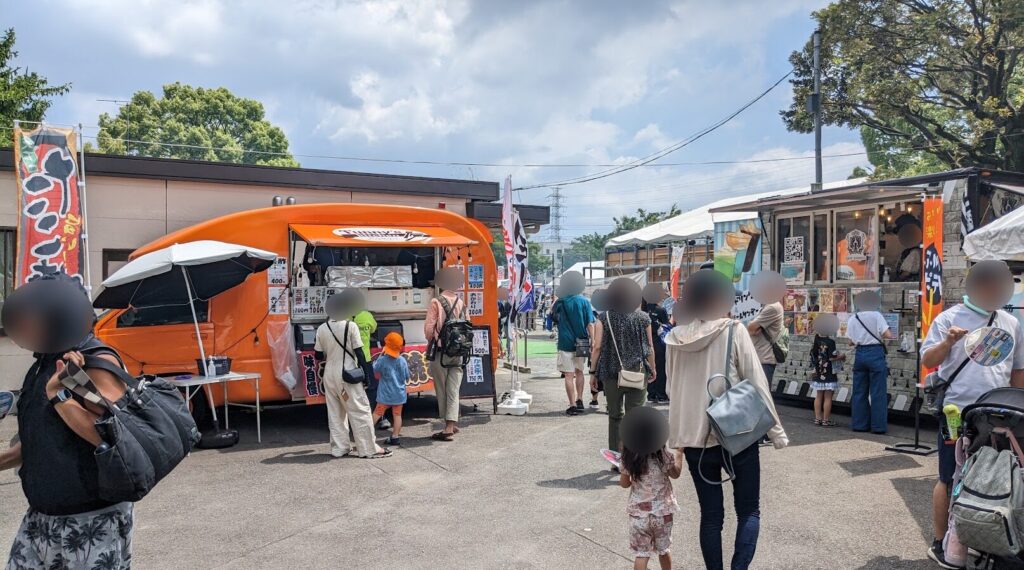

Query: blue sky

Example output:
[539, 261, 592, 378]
[4, 0, 869, 239]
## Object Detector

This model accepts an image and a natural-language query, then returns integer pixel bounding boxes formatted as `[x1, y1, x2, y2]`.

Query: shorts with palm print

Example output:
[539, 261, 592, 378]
[6, 502, 133, 570]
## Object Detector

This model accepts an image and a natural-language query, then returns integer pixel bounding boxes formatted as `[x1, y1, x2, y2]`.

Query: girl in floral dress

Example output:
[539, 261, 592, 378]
[618, 407, 683, 570]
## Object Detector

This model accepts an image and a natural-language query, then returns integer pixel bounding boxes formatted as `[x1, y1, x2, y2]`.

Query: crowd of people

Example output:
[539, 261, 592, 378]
[3, 258, 1024, 569]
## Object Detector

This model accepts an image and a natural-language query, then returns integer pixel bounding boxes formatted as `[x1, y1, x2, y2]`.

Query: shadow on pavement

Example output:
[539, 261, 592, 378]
[537, 469, 620, 491]
[892, 475, 940, 544]
[262, 449, 334, 465]
[839, 453, 923, 477]
[856, 556, 934, 569]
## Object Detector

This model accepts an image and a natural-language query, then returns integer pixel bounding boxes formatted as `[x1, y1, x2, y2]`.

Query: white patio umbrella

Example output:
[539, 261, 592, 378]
[93, 240, 277, 375]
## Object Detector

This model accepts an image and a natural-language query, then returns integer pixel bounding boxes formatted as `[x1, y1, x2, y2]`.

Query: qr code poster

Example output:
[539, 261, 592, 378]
[467, 291, 484, 317]
[783, 236, 804, 263]
[466, 356, 485, 384]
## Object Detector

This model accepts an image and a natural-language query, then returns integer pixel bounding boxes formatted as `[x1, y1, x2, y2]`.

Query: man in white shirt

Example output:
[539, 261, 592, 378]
[846, 291, 894, 434]
[920, 260, 1024, 569]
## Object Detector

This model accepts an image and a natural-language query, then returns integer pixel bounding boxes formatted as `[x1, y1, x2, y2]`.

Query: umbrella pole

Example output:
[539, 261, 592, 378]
[181, 267, 211, 376]
[181, 266, 222, 428]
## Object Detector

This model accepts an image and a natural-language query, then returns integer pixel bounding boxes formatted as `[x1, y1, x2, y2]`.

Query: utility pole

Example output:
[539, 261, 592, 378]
[810, 29, 823, 191]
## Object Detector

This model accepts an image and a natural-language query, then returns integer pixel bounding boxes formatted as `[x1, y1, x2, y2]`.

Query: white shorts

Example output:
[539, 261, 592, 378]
[557, 351, 588, 373]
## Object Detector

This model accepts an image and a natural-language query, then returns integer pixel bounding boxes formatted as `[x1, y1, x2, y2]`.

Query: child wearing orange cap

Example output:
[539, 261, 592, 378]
[372, 332, 410, 445]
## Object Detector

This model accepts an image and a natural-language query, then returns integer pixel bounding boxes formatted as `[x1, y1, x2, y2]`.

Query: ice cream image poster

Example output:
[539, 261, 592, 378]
[713, 219, 765, 323]
[714, 221, 762, 283]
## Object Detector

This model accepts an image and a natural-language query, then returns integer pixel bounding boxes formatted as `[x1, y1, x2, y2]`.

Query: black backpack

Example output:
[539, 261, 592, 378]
[59, 354, 200, 503]
[438, 296, 473, 365]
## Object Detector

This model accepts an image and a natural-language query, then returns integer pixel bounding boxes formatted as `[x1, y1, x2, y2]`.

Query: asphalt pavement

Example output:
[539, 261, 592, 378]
[1, 338, 943, 569]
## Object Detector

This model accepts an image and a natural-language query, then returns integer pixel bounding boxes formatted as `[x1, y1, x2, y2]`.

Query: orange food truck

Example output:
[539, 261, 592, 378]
[95, 203, 501, 410]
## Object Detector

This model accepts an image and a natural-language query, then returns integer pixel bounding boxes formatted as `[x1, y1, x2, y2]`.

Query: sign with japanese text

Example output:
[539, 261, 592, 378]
[919, 196, 944, 387]
[13, 125, 85, 286]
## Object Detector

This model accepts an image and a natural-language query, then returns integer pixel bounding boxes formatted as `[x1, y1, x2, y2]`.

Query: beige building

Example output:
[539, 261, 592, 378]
[0, 151, 548, 389]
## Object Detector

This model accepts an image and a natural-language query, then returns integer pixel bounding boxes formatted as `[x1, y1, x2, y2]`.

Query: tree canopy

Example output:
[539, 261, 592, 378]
[95, 82, 299, 167]
[0, 28, 70, 136]
[611, 205, 681, 237]
[783, 0, 1024, 177]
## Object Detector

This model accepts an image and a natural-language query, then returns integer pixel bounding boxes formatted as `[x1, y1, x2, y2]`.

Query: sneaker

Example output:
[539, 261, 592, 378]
[378, 418, 392, 430]
[575, 399, 585, 411]
[566, 406, 581, 416]
[589, 400, 600, 409]
[927, 540, 963, 569]
[384, 436, 401, 446]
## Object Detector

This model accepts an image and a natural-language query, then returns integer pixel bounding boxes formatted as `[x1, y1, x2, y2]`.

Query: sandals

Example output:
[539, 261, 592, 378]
[431, 431, 455, 442]
[813, 419, 822, 426]
[367, 449, 393, 459]
[822, 419, 836, 427]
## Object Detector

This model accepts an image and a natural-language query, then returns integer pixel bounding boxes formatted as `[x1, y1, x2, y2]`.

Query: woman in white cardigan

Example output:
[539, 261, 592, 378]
[665, 270, 788, 570]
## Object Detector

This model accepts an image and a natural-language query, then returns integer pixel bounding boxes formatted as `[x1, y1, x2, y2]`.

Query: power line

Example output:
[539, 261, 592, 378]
[513, 71, 795, 191]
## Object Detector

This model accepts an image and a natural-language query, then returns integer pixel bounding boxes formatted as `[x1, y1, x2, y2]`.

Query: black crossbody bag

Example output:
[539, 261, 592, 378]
[327, 321, 366, 384]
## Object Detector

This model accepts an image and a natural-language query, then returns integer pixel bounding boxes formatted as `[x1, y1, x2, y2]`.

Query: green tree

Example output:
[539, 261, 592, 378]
[783, 0, 1024, 176]
[0, 28, 70, 137]
[561, 232, 609, 267]
[489, 230, 552, 277]
[95, 82, 299, 166]
[611, 205, 681, 237]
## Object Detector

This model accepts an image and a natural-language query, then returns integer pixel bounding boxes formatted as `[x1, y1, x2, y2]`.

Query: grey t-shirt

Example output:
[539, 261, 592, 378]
[751, 302, 783, 365]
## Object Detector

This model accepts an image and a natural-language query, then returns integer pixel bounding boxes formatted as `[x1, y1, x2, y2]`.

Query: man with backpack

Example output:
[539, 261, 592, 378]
[921, 261, 1024, 569]
[425, 268, 473, 442]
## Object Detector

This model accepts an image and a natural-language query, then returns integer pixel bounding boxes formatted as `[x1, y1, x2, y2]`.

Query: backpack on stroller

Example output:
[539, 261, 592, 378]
[947, 387, 1024, 570]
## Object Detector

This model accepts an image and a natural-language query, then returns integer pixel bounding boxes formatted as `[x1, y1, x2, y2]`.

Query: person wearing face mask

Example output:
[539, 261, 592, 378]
[0, 273, 135, 570]
[921, 260, 1024, 569]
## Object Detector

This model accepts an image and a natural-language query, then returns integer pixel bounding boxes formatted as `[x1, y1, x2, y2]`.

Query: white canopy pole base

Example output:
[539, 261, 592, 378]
[497, 330, 530, 415]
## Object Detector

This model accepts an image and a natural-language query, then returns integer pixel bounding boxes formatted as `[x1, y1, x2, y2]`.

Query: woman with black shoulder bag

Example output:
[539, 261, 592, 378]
[315, 290, 391, 459]
[591, 278, 656, 459]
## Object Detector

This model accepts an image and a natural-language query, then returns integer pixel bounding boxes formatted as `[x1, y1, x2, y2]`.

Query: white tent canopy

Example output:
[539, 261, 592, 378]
[605, 179, 864, 248]
[964, 204, 1024, 262]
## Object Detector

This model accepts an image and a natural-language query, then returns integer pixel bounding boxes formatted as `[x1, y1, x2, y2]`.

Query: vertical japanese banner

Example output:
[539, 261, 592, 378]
[919, 196, 944, 386]
[12, 124, 85, 286]
[669, 244, 685, 299]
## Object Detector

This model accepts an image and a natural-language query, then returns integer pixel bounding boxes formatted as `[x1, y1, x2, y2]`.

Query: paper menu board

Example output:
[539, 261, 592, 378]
[472, 329, 489, 355]
[467, 291, 484, 317]
[267, 257, 288, 286]
[467, 265, 484, 289]
[466, 356, 485, 384]
[883, 313, 900, 337]
[784, 289, 809, 312]
[819, 288, 835, 313]
[269, 287, 288, 315]
[832, 289, 849, 312]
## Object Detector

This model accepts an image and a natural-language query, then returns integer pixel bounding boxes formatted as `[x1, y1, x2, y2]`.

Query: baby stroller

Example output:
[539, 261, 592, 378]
[947, 387, 1024, 569]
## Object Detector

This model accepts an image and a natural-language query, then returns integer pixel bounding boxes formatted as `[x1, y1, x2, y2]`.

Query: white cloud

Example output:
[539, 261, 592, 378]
[13, 0, 860, 238]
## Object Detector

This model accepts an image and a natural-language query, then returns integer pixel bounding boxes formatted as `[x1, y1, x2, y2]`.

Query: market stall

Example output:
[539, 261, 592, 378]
[709, 168, 1024, 416]
[95, 203, 501, 412]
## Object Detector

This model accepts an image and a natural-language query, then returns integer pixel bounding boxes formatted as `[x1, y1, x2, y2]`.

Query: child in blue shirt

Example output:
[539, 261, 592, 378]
[372, 332, 410, 446]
